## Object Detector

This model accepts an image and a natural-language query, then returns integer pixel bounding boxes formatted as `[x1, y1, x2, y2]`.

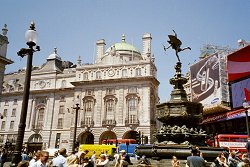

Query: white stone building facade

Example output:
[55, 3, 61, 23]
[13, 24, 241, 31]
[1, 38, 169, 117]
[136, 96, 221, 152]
[0, 34, 159, 152]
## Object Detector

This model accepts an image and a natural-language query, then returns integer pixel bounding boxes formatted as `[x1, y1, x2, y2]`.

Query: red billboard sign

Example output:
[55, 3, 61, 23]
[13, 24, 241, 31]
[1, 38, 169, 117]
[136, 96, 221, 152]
[227, 45, 250, 83]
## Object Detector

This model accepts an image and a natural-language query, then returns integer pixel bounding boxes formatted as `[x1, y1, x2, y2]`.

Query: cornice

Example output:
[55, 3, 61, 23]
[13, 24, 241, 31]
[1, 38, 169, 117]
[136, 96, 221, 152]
[0, 55, 13, 65]
[76, 61, 153, 71]
[71, 76, 159, 87]
[1, 87, 75, 96]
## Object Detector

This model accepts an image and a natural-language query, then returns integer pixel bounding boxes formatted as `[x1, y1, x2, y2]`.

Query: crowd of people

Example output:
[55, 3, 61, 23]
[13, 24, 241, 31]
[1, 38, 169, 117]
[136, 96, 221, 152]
[1, 144, 250, 167]
[183, 146, 250, 167]
[4, 148, 133, 167]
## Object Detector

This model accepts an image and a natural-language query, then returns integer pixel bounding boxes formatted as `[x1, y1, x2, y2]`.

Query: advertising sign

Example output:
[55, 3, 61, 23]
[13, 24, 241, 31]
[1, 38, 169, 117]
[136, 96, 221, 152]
[231, 77, 250, 109]
[190, 54, 221, 108]
[227, 45, 250, 82]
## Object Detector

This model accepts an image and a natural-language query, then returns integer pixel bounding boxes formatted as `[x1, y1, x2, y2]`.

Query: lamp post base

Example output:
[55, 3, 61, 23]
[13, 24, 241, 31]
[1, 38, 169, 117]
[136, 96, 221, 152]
[10, 152, 22, 167]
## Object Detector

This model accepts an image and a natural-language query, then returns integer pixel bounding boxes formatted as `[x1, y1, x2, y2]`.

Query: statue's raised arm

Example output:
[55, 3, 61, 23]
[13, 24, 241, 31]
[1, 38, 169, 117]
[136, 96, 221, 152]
[163, 30, 191, 63]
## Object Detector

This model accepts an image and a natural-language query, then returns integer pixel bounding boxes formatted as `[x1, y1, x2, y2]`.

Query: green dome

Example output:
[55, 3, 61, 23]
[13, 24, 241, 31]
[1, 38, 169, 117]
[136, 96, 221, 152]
[105, 34, 141, 54]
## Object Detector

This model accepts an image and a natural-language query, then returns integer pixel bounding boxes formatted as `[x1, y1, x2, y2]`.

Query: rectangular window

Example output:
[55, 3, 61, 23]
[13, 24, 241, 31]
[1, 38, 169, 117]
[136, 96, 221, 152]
[11, 109, 16, 117]
[59, 96, 65, 102]
[3, 109, 7, 117]
[59, 105, 64, 114]
[12, 135, 17, 143]
[57, 118, 63, 129]
[106, 88, 115, 95]
[0, 121, 5, 130]
[85, 117, 92, 125]
[86, 89, 94, 96]
[128, 87, 137, 93]
[4, 100, 8, 106]
[13, 99, 18, 105]
[83, 72, 88, 80]
[10, 121, 14, 130]
[0, 135, 4, 143]
[55, 133, 61, 148]
[129, 115, 136, 124]
[136, 68, 142, 76]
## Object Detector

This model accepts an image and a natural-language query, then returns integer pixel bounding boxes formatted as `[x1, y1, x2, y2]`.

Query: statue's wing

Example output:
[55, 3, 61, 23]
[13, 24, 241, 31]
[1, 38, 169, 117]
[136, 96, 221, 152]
[168, 35, 182, 46]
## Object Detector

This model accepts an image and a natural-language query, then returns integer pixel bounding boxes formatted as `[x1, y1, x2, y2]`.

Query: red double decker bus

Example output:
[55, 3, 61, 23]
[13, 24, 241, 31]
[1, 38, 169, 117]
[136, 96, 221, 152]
[213, 134, 248, 155]
[101, 139, 136, 145]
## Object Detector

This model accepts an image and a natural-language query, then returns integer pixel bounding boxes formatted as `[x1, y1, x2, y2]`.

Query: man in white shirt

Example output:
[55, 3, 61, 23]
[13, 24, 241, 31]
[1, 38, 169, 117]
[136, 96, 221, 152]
[29, 151, 41, 166]
[31, 151, 49, 167]
[52, 148, 67, 167]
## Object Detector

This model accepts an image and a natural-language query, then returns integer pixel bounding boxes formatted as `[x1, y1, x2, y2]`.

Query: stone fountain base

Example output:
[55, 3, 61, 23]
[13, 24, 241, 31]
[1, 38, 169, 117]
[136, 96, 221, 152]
[135, 144, 228, 161]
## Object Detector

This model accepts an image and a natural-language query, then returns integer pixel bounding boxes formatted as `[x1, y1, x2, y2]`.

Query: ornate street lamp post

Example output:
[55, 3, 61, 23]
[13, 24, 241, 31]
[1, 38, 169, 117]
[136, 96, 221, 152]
[72, 98, 80, 153]
[11, 22, 40, 167]
[243, 99, 250, 137]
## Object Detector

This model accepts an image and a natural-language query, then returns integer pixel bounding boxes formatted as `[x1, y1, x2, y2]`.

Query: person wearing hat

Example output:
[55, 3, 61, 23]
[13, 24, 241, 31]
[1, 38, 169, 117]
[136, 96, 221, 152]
[52, 148, 67, 167]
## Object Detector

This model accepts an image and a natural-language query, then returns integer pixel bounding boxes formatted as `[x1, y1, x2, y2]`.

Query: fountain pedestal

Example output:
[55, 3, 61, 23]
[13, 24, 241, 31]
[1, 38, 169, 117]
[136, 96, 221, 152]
[156, 62, 205, 146]
[135, 62, 227, 160]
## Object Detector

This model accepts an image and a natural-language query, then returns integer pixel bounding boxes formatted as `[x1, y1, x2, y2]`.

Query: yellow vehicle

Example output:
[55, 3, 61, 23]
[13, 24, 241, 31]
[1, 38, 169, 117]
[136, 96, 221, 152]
[79, 144, 116, 159]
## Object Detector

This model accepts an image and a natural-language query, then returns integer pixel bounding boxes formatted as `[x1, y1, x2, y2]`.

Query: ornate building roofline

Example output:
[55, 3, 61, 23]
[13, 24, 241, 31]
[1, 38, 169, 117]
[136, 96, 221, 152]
[71, 76, 159, 86]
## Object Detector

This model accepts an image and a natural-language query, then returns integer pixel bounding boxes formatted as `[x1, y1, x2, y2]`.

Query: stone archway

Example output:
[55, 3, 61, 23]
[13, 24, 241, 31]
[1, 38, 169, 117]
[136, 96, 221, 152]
[27, 134, 43, 153]
[123, 130, 139, 140]
[99, 131, 117, 144]
[78, 131, 94, 144]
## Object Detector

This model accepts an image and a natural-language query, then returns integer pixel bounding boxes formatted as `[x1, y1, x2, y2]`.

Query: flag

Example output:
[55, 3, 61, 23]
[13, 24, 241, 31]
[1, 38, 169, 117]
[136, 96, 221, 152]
[244, 88, 250, 101]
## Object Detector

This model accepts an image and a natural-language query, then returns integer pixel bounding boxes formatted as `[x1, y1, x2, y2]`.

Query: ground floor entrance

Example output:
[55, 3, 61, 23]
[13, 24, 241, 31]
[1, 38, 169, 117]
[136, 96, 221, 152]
[79, 131, 94, 144]
[27, 142, 43, 153]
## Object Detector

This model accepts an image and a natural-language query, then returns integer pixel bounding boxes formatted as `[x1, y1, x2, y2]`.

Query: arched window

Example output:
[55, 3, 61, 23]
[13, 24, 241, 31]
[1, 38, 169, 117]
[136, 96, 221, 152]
[122, 69, 127, 77]
[96, 71, 101, 79]
[83, 72, 88, 80]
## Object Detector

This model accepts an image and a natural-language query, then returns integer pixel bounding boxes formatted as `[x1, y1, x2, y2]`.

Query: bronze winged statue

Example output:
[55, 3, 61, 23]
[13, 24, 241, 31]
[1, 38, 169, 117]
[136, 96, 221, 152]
[163, 30, 191, 62]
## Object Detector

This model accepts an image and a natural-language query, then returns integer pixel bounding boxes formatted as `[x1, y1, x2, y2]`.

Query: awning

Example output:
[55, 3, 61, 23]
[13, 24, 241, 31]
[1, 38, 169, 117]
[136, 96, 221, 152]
[201, 108, 249, 124]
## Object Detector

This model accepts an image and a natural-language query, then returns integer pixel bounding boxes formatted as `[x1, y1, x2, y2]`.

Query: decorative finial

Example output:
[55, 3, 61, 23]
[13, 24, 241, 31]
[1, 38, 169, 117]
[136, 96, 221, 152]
[77, 55, 81, 66]
[2, 24, 8, 36]
[121, 34, 126, 42]
[151, 54, 155, 62]
[54, 47, 57, 54]
[30, 21, 36, 30]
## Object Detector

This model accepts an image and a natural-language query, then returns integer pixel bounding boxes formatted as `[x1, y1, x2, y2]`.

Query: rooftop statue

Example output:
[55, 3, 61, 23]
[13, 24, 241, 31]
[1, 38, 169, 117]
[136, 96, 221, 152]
[164, 30, 191, 62]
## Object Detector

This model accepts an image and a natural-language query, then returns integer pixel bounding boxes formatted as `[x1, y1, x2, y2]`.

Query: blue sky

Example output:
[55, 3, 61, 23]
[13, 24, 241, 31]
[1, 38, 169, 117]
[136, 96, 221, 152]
[1, 0, 250, 102]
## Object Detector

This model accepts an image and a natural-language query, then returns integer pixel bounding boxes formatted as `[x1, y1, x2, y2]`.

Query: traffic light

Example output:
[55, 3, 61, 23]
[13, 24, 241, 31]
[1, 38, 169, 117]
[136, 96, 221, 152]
[136, 131, 141, 144]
